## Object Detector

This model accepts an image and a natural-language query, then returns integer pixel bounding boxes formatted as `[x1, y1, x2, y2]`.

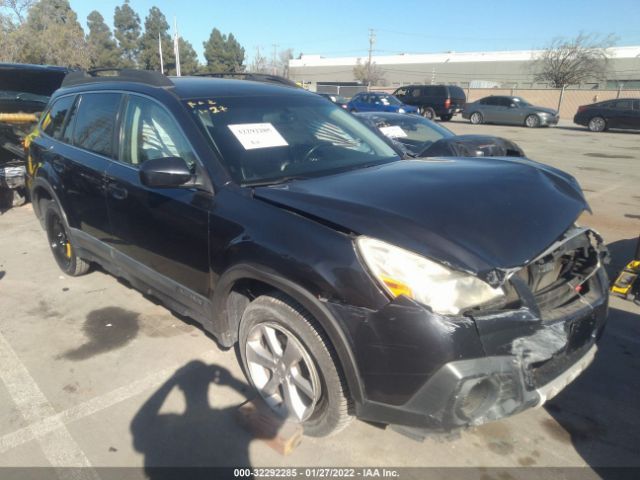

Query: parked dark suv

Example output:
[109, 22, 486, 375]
[30, 69, 609, 438]
[393, 84, 466, 121]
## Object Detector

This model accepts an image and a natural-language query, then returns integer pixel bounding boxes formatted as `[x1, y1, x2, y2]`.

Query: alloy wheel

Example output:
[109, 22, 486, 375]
[245, 322, 321, 421]
[588, 117, 605, 132]
[49, 213, 72, 269]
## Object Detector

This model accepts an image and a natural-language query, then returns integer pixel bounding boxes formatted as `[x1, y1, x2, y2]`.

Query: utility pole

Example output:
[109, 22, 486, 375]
[272, 44, 279, 76]
[367, 29, 375, 91]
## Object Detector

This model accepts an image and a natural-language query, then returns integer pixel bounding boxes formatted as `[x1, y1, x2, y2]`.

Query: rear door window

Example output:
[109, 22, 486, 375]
[449, 86, 466, 99]
[42, 96, 75, 140]
[613, 99, 633, 110]
[72, 93, 122, 157]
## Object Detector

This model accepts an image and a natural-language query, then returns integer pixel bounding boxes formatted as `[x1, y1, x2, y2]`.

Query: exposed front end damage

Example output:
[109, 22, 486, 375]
[325, 227, 609, 433]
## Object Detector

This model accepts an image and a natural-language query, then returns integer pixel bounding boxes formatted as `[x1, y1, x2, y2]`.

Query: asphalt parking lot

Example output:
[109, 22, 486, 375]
[0, 119, 639, 478]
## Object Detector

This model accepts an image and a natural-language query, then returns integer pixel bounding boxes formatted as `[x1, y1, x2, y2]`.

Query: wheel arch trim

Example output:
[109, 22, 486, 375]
[211, 263, 365, 404]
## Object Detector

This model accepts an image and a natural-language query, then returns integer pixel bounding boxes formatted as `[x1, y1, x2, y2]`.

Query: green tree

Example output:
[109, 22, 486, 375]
[113, 0, 140, 67]
[86, 10, 120, 68]
[16, 0, 89, 68]
[203, 28, 245, 72]
[176, 37, 199, 75]
[138, 6, 174, 72]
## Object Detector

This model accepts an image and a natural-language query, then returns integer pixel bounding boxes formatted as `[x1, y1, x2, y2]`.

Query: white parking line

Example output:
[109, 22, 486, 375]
[0, 346, 221, 457]
[0, 331, 99, 478]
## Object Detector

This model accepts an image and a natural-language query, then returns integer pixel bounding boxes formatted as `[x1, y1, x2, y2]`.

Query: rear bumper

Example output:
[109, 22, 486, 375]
[326, 264, 608, 432]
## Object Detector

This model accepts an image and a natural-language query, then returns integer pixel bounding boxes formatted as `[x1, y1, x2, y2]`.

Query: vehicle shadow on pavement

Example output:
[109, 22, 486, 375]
[605, 238, 639, 281]
[130, 360, 279, 478]
[544, 306, 640, 476]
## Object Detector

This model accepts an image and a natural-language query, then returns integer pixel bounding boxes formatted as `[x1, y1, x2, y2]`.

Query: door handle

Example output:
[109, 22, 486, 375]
[108, 183, 128, 200]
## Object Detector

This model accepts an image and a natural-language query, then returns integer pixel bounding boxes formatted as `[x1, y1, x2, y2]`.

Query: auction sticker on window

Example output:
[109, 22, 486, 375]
[228, 123, 288, 150]
[379, 125, 407, 138]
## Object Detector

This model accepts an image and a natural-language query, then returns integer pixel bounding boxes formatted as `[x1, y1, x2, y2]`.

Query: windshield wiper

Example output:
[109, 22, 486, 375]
[243, 175, 309, 187]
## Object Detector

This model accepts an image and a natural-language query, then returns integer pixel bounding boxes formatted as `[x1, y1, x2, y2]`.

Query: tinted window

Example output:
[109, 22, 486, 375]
[411, 87, 422, 97]
[72, 93, 122, 157]
[613, 100, 633, 110]
[495, 97, 511, 107]
[481, 97, 499, 106]
[120, 95, 197, 168]
[42, 96, 75, 140]
[448, 86, 466, 99]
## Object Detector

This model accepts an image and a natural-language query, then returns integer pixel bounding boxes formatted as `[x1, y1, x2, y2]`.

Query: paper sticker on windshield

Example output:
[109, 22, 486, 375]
[228, 123, 288, 150]
[379, 125, 407, 138]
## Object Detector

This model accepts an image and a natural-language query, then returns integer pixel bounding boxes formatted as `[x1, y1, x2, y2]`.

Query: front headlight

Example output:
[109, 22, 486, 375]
[398, 108, 406, 113]
[356, 237, 504, 315]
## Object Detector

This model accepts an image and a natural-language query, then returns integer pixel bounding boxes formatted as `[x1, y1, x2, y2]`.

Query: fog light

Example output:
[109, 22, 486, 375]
[455, 377, 499, 422]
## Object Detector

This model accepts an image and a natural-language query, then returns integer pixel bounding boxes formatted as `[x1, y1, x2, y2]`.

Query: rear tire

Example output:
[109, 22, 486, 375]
[45, 202, 90, 276]
[525, 114, 540, 128]
[238, 293, 353, 437]
[470, 112, 483, 124]
[588, 116, 606, 132]
[421, 107, 436, 120]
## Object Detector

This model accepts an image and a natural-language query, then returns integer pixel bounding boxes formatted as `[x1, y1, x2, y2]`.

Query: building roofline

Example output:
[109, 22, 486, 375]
[290, 45, 640, 68]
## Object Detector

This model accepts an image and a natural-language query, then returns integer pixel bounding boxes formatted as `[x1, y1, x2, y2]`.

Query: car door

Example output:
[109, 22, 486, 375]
[105, 93, 211, 298]
[611, 99, 635, 129]
[492, 97, 513, 124]
[38, 93, 119, 240]
[631, 100, 640, 129]
[479, 97, 498, 122]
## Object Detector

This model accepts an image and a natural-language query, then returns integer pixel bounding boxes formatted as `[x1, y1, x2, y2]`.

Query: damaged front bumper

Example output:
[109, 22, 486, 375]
[326, 228, 609, 432]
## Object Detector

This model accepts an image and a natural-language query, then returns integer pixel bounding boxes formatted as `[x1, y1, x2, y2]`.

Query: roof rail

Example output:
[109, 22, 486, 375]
[61, 68, 173, 88]
[193, 72, 298, 88]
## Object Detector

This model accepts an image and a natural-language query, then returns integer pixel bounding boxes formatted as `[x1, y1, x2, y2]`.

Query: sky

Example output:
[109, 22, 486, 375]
[69, 0, 640, 63]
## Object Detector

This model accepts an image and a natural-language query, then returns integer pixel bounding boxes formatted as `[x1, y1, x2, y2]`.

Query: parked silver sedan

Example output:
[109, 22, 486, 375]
[463, 96, 559, 128]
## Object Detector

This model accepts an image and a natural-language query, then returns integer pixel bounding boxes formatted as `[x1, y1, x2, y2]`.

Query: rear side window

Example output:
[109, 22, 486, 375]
[42, 96, 75, 140]
[72, 93, 122, 157]
[449, 86, 466, 99]
[613, 100, 632, 110]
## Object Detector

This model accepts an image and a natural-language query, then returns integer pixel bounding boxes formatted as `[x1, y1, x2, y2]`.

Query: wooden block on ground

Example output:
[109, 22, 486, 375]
[236, 399, 303, 455]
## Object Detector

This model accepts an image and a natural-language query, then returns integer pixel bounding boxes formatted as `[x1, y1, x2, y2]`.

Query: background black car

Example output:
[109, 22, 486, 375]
[356, 111, 525, 158]
[392, 84, 466, 121]
[317, 92, 349, 109]
[574, 98, 640, 132]
[0, 63, 69, 210]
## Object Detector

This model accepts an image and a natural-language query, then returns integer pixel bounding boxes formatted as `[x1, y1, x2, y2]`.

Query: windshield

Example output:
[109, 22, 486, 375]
[186, 94, 400, 185]
[377, 95, 402, 106]
[360, 113, 454, 156]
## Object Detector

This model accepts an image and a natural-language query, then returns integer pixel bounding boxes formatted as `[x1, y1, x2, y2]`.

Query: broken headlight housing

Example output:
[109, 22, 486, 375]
[356, 237, 504, 315]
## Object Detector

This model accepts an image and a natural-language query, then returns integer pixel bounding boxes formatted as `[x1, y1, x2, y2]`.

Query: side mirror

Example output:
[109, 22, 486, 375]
[139, 156, 192, 188]
[510, 103, 518, 108]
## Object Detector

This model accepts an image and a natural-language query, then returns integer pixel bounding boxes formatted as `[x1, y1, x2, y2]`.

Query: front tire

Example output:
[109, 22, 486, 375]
[525, 114, 540, 128]
[239, 294, 353, 437]
[470, 112, 483, 124]
[45, 202, 90, 276]
[588, 116, 606, 132]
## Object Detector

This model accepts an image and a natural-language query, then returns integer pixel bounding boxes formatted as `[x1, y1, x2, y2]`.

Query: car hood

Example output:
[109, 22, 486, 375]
[0, 64, 68, 97]
[423, 135, 524, 157]
[254, 158, 588, 284]
[530, 106, 557, 115]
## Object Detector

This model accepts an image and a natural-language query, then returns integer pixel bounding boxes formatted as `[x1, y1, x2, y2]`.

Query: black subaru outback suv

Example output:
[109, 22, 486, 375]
[29, 69, 609, 437]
